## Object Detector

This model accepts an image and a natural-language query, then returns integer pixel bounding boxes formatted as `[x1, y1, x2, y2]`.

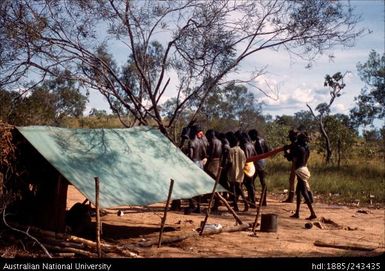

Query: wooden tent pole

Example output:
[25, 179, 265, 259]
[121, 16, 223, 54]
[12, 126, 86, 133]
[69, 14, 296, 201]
[158, 179, 174, 248]
[200, 167, 222, 236]
[94, 177, 102, 258]
[54, 175, 68, 232]
[252, 185, 267, 234]
[215, 192, 243, 225]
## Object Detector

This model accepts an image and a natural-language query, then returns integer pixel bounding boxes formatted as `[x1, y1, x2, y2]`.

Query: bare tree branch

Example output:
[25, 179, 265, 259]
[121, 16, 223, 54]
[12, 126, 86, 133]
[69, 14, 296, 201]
[2, 206, 52, 258]
[0, 0, 364, 139]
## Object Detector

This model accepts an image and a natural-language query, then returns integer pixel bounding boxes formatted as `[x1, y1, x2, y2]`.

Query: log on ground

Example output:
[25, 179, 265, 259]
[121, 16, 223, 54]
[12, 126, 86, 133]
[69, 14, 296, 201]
[139, 223, 251, 247]
[314, 240, 376, 251]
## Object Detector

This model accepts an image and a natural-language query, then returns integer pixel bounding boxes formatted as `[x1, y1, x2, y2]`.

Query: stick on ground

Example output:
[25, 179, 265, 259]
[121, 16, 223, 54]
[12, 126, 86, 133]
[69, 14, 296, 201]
[314, 240, 376, 251]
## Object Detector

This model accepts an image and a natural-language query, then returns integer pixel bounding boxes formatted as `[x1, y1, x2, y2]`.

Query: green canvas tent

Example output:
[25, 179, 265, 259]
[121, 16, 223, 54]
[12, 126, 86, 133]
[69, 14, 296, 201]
[17, 126, 224, 209]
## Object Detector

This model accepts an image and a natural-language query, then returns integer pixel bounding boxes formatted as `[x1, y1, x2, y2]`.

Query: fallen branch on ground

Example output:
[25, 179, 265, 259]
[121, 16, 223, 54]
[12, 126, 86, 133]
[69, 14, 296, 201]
[2, 206, 52, 258]
[44, 244, 98, 258]
[139, 223, 251, 247]
[7, 222, 141, 258]
[314, 240, 376, 251]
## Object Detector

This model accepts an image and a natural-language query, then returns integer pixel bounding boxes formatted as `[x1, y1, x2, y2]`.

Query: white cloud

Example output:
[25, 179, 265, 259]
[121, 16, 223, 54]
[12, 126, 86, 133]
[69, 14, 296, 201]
[332, 103, 347, 114]
[290, 86, 313, 103]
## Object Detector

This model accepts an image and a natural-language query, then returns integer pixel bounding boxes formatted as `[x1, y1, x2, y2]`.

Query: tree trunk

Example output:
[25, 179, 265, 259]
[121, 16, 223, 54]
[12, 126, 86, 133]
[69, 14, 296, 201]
[319, 116, 332, 164]
[307, 104, 333, 165]
[337, 138, 341, 168]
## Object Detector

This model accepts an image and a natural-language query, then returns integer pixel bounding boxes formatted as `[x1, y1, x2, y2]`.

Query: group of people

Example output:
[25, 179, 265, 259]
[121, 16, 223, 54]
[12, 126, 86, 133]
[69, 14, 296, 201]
[178, 125, 317, 220]
[180, 125, 270, 212]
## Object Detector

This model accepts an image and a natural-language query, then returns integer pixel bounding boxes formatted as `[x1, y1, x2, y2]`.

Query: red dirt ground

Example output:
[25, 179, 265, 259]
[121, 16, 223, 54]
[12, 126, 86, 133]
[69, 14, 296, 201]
[66, 185, 385, 258]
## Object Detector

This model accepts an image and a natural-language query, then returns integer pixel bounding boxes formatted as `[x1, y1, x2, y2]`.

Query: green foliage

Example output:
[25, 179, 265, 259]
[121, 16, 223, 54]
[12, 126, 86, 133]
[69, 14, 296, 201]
[202, 83, 263, 130]
[0, 74, 87, 126]
[352, 137, 384, 160]
[324, 72, 346, 92]
[317, 114, 357, 164]
[259, 109, 358, 167]
[315, 102, 330, 115]
[163, 83, 264, 134]
[262, 122, 292, 148]
[274, 115, 296, 127]
[65, 116, 125, 129]
[351, 50, 385, 127]
[0, 88, 55, 125]
[22, 88, 57, 125]
[0, 89, 21, 123]
[294, 110, 318, 133]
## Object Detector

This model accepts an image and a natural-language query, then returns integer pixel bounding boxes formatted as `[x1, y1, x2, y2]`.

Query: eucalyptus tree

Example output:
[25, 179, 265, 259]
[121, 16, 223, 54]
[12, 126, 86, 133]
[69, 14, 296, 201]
[0, 0, 363, 140]
[307, 72, 348, 163]
[323, 114, 356, 167]
[350, 50, 385, 128]
[294, 110, 318, 133]
[0, 73, 87, 126]
[349, 50, 385, 161]
[200, 83, 262, 130]
[162, 83, 263, 140]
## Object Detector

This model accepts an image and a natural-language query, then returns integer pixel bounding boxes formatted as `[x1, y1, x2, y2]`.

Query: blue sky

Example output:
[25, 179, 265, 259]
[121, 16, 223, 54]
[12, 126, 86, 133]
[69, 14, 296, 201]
[251, 1, 385, 119]
[87, 1, 384, 126]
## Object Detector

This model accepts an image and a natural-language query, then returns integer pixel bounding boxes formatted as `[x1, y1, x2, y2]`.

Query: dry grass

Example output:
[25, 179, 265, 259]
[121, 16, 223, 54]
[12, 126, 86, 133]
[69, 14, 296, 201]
[265, 152, 385, 206]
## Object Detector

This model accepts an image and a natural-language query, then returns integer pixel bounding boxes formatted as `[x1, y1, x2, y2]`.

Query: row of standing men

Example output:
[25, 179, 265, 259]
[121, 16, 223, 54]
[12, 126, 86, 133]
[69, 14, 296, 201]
[180, 125, 270, 212]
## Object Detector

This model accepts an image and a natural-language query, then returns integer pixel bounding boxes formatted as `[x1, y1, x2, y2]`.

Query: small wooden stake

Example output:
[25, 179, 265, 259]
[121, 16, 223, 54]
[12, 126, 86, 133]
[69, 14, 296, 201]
[200, 167, 222, 236]
[94, 177, 101, 258]
[158, 179, 174, 248]
[252, 185, 267, 234]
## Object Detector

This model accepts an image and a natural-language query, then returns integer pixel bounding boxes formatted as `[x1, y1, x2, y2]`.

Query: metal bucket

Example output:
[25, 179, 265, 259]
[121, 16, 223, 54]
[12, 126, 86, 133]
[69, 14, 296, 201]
[260, 213, 278, 232]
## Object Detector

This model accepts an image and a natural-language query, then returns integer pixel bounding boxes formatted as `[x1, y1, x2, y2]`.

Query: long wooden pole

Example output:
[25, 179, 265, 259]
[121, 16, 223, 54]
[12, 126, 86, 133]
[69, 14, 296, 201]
[252, 185, 267, 234]
[200, 167, 222, 236]
[158, 179, 174, 248]
[215, 192, 243, 225]
[246, 146, 285, 163]
[94, 177, 101, 258]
